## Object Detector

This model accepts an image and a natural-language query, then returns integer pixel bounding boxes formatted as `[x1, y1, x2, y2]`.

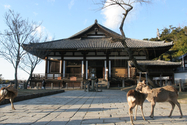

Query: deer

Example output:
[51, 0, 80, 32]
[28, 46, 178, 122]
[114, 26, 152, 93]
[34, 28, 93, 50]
[0, 85, 18, 110]
[126, 89, 147, 125]
[136, 80, 183, 118]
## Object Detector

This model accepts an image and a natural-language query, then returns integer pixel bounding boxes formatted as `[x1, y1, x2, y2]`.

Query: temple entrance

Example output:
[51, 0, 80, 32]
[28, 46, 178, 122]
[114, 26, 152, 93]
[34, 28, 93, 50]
[96, 67, 103, 78]
[88, 60, 104, 78]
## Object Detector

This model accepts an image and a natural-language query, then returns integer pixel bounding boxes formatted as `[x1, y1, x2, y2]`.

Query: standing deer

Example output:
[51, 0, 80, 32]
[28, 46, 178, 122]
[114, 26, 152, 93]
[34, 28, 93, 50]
[127, 89, 147, 125]
[136, 80, 183, 118]
[0, 85, 18, 110]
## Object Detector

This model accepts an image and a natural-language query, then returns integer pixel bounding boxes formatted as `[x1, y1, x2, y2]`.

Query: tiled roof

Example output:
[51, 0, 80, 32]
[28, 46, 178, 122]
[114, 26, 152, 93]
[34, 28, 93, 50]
[24, 38, 173, 50]
[125, 38, 173, 48]
[23, 19, 173, 51]
[129, 60, 181, 66]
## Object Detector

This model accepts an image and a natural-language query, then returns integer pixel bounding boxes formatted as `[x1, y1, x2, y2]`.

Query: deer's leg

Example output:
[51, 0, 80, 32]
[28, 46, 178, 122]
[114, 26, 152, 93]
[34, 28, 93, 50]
[0, 96, 5, 103]
[10, 97, 15, 110]
[129, 106, 135, 125]
[150, 101, 156, 118]
[140, 105, 146, 120]
[168, 101, 175, 117]
[134, 105, 138, 121]
[128, 102, 136, 125]
[173, 100, 183, 118]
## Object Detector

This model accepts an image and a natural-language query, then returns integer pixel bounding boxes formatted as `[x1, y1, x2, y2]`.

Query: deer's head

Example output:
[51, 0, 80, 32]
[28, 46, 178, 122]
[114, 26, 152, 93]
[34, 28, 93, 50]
[136, 80, 146, 91]
[136, 80, 152, 93]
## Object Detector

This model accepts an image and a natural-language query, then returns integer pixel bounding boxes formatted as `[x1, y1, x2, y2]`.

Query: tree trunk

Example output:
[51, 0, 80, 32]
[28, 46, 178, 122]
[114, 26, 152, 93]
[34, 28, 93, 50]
[118, 10, 158, 87]
[24, 67, 35, 89]
[14, 66, 18, 89]
[24, 75, 31, 89]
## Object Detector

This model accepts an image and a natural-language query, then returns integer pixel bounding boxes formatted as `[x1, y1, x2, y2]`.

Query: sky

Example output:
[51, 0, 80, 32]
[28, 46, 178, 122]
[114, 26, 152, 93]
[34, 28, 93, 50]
[0, 0, 187, 80]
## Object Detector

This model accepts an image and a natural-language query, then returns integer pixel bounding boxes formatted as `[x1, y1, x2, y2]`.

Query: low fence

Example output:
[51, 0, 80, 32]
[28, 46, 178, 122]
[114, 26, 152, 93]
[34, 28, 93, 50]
[174, 79, 187, 91]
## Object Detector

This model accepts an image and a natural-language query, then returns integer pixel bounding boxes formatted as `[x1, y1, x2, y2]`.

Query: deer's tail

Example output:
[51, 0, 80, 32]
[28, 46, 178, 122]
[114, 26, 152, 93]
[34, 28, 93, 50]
[0, 88, 8, 96]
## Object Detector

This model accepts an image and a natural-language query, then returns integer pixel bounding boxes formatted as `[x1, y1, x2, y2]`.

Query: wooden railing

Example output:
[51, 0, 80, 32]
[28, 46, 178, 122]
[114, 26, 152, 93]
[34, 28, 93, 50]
[32, 73, 45, 79]
[31, 73, 83, 80]
[32, 73, 130, 80]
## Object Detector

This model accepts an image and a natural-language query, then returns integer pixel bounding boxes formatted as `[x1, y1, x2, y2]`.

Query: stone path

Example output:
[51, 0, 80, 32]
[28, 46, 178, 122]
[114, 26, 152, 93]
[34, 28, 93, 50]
[0, 90, 187, 125]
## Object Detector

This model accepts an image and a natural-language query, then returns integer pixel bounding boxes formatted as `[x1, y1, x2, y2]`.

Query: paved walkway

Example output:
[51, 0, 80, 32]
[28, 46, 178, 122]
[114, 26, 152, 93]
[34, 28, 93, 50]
[0, 90, 187, 125]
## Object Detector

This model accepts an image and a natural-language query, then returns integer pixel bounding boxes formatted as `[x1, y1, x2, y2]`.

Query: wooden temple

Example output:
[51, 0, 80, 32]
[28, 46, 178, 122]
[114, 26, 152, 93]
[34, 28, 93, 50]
[22, 20, 181, 88]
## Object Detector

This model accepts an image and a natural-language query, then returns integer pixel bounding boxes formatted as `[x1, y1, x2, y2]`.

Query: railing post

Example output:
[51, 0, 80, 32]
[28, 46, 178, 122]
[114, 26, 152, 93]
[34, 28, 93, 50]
[122, 79, 125, 88]
[59, 82, 61, 89]
[100, 84, 103, 92]
[66, 83, 68, 90]
[87, 84, 90, 92]
[51, 83, 53, 89]
[81, 81, 83, 89]
[36, 82, 39, 90]
[84, 82, 87, 92]
[107, 81, 110, 89]
[179, 79, 182, 92]
[139, 72, 141, 81]
[96, 83, 98, 91]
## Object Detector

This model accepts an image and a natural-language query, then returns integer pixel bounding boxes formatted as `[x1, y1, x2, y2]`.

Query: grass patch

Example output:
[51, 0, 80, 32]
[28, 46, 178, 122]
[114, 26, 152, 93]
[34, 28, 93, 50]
[17, 89, 61, 96]
[178, 92, 187, 99]
[178, 92, 187, 104]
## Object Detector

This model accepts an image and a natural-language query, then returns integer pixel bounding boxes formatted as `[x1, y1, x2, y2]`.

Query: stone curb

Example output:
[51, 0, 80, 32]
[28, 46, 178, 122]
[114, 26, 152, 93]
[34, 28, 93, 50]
[0, 90, 65, 105]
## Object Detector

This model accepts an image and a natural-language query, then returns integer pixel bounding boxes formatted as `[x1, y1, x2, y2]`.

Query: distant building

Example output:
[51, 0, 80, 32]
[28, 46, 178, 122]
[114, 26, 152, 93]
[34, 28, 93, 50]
[174, 53, 187, 80]
[23, 20, 180, 87]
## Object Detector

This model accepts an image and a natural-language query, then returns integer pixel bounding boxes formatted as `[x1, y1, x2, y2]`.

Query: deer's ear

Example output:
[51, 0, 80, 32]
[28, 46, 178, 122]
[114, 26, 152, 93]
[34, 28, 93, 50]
[142, 80, 145, 84]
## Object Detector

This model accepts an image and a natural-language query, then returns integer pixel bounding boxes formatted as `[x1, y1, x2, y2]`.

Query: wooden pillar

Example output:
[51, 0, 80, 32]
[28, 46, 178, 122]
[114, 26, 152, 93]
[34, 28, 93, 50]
[62, 61, 65, 78]
[104, 61, 107, 80]
[45, 57, 48, 79]
[61, 52, 64, 78]
[160, 74, 162, 86]
[82, 61, 84, 78]
[139, 72, 141, 81]
[109, 60, 111, 78]
[145, 72, 148, 85]
[83, 52, 87, 80]
[106, 52, 109, 80]
[86, 61, 88, 79]
[128, 61, 130, 78]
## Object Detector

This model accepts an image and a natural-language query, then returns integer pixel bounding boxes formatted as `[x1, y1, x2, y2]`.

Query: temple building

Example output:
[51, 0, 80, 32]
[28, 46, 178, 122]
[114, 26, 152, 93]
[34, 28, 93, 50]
[23, 20, 181, 88]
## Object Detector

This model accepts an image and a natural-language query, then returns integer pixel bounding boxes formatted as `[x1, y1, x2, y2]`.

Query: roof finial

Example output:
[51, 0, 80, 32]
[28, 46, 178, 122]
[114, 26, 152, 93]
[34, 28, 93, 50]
[95, 19, 98, 24]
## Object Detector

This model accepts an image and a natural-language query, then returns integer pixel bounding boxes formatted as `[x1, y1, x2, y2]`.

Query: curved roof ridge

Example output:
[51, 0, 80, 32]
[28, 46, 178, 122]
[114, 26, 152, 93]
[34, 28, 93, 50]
[126, 38, 173, 46]
[130, 60, 181, 66]
[128, 38, 165, 43]
[97, 23, 121, 37]
[68, 19, 121, 39]
[68, 24, 95, 39]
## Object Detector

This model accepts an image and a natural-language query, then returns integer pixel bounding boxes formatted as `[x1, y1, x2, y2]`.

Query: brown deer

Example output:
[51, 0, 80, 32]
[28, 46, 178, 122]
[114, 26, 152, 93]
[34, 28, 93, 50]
[127, 89, 147, 125]
[136, 80, 183, 118]
[0, 85, 18, 110]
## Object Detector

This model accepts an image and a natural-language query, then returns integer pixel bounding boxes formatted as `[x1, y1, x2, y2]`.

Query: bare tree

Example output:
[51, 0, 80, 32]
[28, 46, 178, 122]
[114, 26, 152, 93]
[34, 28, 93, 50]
[20, 38, 51, 89]
[97, 0, 158, 87]
[0, 10, 42, 88]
